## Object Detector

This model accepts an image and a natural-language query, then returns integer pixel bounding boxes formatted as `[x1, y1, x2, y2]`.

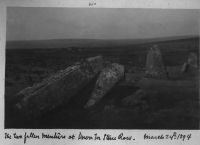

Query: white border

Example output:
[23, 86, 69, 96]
[0, 0, 199, 145]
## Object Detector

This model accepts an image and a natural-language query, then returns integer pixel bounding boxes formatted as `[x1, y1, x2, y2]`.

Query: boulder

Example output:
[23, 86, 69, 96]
[121, 89, 146, 106]
[14, 56, 103, 119]
[181, 52, 198, 73]
[84, 63, 125, 108]
[181, 63, 188, 73]
[188, 52, 198, 67]
[145, 45, 168, 79]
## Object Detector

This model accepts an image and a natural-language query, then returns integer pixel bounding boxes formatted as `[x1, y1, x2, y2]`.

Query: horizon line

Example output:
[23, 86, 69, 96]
[6, 34, 199, 42]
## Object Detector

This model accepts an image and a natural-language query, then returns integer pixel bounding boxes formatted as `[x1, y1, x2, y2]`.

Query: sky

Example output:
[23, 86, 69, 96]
[6, 7, 199, 41]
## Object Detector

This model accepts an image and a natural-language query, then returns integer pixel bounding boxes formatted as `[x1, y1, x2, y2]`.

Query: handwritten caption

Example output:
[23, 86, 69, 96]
[4, 131, 192, 144]
[5, 132, 135, 144]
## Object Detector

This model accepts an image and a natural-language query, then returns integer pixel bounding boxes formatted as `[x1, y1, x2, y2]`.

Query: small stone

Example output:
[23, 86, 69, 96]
[188, 52, 198, 68]
[181, 52, 198, 73]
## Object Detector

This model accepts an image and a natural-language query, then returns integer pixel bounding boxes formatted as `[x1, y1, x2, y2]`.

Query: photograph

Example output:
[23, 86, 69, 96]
[5, 7, 199, 129]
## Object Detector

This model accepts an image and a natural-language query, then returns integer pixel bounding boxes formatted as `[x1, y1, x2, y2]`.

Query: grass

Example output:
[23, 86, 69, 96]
[5, 37, 199, 129]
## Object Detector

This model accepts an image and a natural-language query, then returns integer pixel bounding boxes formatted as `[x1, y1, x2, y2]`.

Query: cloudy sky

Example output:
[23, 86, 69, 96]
[6, 7, 199, 41]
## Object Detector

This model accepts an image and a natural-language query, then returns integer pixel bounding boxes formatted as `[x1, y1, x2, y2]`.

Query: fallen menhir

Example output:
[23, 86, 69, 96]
[14, 56, 103, 119]
[84, 63, 124, 108]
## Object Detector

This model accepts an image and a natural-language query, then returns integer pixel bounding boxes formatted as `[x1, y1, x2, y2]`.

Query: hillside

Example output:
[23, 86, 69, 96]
[6, 35, 199, 49]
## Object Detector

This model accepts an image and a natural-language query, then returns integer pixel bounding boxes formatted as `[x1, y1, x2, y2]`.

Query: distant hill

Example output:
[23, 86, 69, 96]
[6, 35, 199, 49]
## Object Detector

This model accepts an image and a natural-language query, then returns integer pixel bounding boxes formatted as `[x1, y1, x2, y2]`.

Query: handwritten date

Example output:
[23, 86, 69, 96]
[144, 132, 192, 141]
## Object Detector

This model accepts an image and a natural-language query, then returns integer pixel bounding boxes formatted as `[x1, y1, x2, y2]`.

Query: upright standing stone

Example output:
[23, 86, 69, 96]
[145, 45, 168, 79]
[84, 63, 124, 108]
[15, 56, 103, 119]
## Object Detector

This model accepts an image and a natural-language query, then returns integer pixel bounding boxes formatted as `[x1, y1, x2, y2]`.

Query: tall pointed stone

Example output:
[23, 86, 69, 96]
[145, 45, 168, 79]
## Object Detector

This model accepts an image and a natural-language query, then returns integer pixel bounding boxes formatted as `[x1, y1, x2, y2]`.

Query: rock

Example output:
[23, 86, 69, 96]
[84, 63, 125, 108]
[14, 56, 103, 119]
[181, 52, 198, 73]
[188, 52, 198, 67]
[181, 62, 188, 73]
[145, 45, 168, 79]
[121, 89, 147, 106]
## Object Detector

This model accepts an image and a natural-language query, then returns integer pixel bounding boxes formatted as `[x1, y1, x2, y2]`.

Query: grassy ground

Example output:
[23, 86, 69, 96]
[5, 37, 199, 129]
